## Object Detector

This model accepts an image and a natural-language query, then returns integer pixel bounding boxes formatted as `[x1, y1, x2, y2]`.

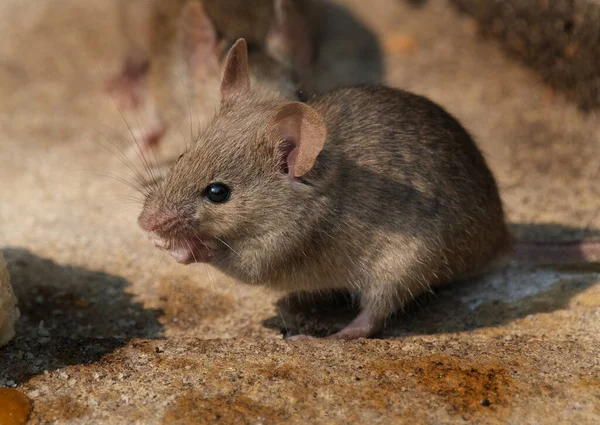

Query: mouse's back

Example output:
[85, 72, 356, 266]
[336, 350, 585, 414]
[306, 85, 511, 277]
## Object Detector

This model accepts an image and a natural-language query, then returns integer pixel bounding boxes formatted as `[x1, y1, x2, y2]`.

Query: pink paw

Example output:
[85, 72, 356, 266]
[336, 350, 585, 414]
[325, 330, 369, 341]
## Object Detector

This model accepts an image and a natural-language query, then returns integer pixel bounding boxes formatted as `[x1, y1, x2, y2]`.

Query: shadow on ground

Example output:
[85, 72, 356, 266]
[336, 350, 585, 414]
[263, 222, 600, 338]
[306, 0, 384, 94]
[0, 248, 164, 384]
[510, 222, 600, 242]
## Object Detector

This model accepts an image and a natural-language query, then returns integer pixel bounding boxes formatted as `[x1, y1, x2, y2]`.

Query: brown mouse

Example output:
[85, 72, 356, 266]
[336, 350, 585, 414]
[105, 0, 316, 151]
[137, 39, 513, 340]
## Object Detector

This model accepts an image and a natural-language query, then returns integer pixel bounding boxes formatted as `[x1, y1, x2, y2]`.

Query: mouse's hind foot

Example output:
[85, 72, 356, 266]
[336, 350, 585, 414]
[285, 307, 382, 341]
[324, 308, 381, 340]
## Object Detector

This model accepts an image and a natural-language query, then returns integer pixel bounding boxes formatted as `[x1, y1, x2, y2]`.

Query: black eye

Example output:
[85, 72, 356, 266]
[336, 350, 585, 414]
[204, 182, 230, 203]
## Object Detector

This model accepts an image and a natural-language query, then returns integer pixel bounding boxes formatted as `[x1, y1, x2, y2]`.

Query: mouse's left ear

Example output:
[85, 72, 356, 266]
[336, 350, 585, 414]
[272, 102, 327, 178]
[220, 38, 251, 102]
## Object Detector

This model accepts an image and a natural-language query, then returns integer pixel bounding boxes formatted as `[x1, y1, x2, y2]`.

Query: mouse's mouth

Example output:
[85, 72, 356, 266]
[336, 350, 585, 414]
[149, 234, 220, 264]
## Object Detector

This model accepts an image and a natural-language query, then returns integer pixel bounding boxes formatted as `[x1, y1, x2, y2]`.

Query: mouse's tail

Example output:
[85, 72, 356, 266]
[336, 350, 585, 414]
[513, 240, 600, 265]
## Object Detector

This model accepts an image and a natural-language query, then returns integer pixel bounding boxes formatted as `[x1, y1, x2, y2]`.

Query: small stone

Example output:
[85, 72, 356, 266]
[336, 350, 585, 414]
[0, 388, 32, 425]
[38, 321, 50, 337]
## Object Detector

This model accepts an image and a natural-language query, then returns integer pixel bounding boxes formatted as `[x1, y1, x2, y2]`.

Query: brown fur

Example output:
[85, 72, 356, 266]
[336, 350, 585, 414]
[138, 40, 512, 339]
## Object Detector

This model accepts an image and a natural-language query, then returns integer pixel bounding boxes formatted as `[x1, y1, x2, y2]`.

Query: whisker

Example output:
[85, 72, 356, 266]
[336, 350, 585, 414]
[190, 234, 241, 302]
[202, 263, 218, 295]
[91, 56, 162, 191]
[106, 85, 159, 190]
[93, 170, 149, 196]
[130, 118, 160, 189]
[184, 238, 198, 265]
[91, 125, 149, 185]
[213, 236, 240, 256]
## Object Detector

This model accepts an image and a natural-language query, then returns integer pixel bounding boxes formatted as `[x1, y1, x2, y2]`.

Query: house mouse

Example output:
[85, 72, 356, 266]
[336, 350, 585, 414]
[105, 0, 316, 151]
[137, 39, 513, 340]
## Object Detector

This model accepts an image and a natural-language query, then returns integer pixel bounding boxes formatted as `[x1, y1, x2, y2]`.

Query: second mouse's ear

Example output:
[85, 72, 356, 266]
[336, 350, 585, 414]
[266, 0, 313, 71]
[180, 1, 220, 79]
[273, 102, 326, 178]
[220, 38, 251, 102]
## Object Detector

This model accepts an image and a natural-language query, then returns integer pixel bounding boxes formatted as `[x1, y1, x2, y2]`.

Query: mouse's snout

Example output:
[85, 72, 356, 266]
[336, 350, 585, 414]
[138, 204, 218, 265]
[138, 207, 183, 234]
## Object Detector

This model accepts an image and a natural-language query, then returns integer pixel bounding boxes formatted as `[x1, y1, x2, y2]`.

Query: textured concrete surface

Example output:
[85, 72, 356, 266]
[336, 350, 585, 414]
[0, 0, 599, 423]
[451, 0, 600, 110]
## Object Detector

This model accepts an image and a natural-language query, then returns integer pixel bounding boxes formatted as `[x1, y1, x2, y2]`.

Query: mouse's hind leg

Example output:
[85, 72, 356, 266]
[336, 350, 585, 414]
[326, 274, 430, 341]
[324, 286, 397, 340]
[286, 284, 409, 341]
[285, 290, 382, 341]
[324, 306, 383, 340]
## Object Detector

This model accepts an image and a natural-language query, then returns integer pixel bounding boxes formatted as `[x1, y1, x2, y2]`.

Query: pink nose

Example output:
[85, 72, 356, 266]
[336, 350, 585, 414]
[138, 209, 181, 233]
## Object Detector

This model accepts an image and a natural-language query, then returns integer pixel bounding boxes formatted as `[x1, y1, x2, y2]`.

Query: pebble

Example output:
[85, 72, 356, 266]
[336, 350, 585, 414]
[0, 388, 32, 425]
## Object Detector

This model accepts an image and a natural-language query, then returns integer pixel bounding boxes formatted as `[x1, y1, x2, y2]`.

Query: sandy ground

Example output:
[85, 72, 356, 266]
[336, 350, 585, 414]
[0, 0, 599, 423]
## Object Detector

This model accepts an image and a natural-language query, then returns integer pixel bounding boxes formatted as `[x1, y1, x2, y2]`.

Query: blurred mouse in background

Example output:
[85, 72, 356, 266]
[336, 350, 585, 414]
[105, 0, 318, 152]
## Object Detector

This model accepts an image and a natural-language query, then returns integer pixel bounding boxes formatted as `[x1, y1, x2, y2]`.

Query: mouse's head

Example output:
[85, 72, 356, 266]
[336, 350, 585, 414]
[138, 39, 328, 277]
[181, 0, 313, 100]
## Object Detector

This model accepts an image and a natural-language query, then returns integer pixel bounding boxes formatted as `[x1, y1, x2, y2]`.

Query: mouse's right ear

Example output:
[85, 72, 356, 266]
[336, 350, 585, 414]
[272, 102, 326, 178]
[220, 38, 251, 102]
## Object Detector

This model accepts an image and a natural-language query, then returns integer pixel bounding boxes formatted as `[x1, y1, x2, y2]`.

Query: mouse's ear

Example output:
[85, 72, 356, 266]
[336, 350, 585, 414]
[220, 38, 251, 102]
[266, 0, 313, 72]
[273, 102, 326, 178]
[180, 1, 220, 79]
